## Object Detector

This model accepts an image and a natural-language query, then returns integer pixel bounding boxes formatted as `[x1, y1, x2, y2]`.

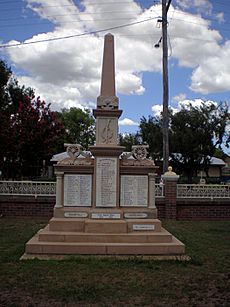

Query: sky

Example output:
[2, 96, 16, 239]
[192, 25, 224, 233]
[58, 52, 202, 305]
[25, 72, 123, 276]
[0, 0, 229, 153]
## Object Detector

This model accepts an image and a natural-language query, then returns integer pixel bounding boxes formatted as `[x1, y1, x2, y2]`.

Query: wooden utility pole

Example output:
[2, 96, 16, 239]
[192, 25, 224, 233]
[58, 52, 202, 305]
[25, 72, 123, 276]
[162, 0, 171, 173]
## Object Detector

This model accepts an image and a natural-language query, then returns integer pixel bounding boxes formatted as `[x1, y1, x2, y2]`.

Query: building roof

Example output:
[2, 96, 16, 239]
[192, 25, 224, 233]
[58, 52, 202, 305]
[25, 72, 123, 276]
[209, 157, 226, 166]
[168, 154, 226, 167]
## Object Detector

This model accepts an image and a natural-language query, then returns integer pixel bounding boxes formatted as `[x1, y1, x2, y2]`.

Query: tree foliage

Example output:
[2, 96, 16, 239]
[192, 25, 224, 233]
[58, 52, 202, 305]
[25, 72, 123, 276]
[132, 102, 229, 182]
[119, 133, 141, 152]
[170, 102, 229, 182]
[0, 60, 64, 179]
[139, 115, 163, 161]
[56, 108, 95, 150]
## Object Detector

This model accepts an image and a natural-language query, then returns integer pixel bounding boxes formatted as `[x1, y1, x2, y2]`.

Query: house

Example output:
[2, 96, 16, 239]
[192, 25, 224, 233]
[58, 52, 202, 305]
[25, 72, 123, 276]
[197, 157, 226, 178]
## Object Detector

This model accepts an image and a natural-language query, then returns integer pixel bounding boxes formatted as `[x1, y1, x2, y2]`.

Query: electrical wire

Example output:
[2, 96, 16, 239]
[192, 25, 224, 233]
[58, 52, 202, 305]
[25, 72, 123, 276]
[0, 0, 160, 11]
[0, 16, 159, 49]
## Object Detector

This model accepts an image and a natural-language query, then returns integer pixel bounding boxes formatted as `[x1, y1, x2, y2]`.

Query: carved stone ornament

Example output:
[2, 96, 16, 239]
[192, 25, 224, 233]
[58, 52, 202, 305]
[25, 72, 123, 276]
[97, 96, 118, 109]
[57, 143, 93, 165]
[132, 145, 148, 160]
[120, 152, 133, 160]
[101, 119, 114, 143]
[65, 143, 82, 159]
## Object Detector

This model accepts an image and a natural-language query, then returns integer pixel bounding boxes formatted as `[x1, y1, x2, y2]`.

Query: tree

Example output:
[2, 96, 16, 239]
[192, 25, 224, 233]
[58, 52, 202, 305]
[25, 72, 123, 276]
[170, 102, 229, 182]
[4, 97, 64, 179]
[0, 60, 11, 109]
[139, 115, 163, 161]
[57, 108, 95, 150]
[0, 59, 64, 179]
[119, 133, 141, 152]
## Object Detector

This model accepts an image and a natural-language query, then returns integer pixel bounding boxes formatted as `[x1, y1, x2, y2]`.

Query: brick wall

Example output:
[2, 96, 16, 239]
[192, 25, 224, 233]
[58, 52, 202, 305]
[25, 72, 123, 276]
[0, 195, 229, 220]
[176, 199, 230, 220]
[0, 196, 55, 217]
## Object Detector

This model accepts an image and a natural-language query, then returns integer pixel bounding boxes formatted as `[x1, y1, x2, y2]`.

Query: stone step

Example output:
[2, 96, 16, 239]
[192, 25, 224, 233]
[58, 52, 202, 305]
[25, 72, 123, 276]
[38, 227, 172, 243]
[26, 235, 185, 255]
[49, 218, 162, 233]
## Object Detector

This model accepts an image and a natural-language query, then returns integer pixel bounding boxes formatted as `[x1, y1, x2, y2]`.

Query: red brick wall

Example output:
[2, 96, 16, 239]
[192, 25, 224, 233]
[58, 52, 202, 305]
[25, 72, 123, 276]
[0, 196, 55, 217]
[164, 179, 178, 219]
[0, 195, 230, 220]
[176, 199, 230, 220]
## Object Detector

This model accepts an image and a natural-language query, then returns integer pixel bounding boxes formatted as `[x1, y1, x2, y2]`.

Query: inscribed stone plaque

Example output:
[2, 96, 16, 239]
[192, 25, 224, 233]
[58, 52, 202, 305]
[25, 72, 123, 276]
[64, 212, 88, 218]
[91, 213, 121, 219]
[133, 224, 155, 231]
[120, 175, 148, 207]
[96, 157, 117, 207]
[124, 213, 148, 219]
[64, 174, 92, 207]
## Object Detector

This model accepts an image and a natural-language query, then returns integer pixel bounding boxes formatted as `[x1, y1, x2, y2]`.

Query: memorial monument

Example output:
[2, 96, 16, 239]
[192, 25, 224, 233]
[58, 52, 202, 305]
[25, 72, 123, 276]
[24, 34, 184, 256]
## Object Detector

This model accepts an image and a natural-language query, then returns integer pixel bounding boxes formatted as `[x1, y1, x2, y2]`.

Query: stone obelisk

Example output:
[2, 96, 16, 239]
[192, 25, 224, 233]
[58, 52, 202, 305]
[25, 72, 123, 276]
[90, 33, 125, 208]
[91, 33, 123, 147]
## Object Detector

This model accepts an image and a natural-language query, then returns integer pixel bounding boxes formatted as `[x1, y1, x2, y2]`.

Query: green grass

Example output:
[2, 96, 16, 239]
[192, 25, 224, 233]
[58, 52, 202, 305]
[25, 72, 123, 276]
[0, 218, 229, 306]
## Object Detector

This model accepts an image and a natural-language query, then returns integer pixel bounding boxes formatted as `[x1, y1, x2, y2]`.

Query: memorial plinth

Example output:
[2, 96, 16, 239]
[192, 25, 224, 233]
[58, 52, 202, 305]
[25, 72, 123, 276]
[23, 33, 185, 258]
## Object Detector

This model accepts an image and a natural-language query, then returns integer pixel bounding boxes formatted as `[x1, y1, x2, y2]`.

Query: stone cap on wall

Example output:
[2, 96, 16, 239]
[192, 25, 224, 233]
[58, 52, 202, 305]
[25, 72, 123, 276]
[162, 166, 180, 180]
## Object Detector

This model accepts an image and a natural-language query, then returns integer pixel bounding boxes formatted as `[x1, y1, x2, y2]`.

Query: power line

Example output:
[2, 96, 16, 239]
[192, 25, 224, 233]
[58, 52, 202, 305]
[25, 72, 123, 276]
[0, 11, 145, 21]
[0, 0, 160, 11]
[0, 0, 159, 3]
[0, 16, 159, 49]
[1, 12, 230, 32]
[0, 17, 147, 28]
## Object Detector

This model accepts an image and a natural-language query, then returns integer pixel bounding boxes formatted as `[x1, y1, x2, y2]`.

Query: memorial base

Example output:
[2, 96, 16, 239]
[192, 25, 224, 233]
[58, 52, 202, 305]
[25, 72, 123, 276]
[24, 212, 185, 256]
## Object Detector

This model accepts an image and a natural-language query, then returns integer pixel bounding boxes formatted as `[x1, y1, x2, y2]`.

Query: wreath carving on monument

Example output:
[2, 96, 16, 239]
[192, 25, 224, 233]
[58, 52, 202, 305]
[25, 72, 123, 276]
[97, 96, 118, 109]
[57, 143, 93, 165]
[132, 145, 148, 160]
[120, 145, 155, 166]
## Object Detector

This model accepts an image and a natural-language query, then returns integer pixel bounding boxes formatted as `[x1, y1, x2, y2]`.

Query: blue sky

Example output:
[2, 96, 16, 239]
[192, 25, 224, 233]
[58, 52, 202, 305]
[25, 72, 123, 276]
[0, 0, 229, 152]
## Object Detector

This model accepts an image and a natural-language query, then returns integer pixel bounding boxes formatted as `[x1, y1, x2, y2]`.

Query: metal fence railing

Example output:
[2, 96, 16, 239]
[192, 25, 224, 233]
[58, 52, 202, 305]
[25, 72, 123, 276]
[0, 181, 165, 198]
[177, 184, 230, 199]
[0, 181, 56, 196]
[1, 181, 229, 199]
[155, 183, 165, 197]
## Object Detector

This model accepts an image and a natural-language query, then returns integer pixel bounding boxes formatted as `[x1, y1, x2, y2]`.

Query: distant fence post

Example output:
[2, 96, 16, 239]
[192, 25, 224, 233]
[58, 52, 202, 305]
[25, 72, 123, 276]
[162, 167, 179, 219]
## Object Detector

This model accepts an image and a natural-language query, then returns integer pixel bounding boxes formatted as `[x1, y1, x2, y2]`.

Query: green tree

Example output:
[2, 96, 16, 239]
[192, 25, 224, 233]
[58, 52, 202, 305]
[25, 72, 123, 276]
[139, 115, 163, 161]
[170, 102, 229, 182]
[57, 108, 95, 150]
[119, 133, 141, 152]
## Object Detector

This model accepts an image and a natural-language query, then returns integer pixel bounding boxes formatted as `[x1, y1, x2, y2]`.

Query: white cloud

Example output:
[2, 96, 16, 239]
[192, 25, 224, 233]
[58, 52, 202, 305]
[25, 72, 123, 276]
[175, 0, 213, 15]
[3, 0, 230, 110]
[190, 41, 230, 94]
[173, 93, 187, 103]
[178, 98, 217, 109]
[152, 103, 178, 116]
[151, 104, 162, 117]
[152, 99, 219, 116]
[119, 118, 139, 126]
[215, 12, 225, 24]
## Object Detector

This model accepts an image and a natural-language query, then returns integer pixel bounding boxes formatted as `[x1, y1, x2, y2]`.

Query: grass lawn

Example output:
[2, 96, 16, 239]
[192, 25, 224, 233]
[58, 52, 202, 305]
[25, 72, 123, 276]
[0, 218, 229, 306]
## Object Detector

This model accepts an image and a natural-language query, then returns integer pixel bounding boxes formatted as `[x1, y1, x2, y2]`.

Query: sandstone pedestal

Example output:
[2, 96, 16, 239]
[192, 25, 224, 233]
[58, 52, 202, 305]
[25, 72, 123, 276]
[23, 34, 185, 258]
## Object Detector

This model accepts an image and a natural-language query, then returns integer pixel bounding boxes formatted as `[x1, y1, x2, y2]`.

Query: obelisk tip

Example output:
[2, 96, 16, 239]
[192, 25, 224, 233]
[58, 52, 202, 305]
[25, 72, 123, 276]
[100, 33, 116, 96]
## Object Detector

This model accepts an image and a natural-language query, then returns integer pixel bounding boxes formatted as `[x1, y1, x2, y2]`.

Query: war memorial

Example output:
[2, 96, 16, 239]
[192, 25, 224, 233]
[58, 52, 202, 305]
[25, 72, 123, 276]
[24, 34, 185, 257]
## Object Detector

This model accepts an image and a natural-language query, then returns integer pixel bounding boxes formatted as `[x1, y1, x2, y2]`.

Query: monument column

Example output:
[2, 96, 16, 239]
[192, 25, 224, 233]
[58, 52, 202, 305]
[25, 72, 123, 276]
[54, 171, 64, 208]
[148, 173, 156, 209]
[90, 33, 125, 208]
